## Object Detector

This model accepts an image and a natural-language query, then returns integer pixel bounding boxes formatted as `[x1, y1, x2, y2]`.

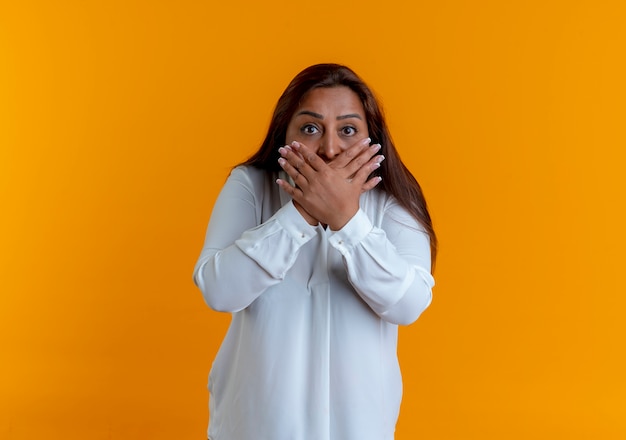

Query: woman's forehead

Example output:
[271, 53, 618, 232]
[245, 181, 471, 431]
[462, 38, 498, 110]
[296, 86, 364, 115]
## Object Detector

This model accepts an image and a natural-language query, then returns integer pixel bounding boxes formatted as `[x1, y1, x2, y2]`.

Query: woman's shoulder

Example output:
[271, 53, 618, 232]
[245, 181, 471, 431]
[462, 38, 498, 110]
[229, 165, 272, 186]
[227, 165, 281, 202]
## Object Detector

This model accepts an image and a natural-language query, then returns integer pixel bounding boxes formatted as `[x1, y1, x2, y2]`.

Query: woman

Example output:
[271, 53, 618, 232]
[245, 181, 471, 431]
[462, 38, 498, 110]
[193, 63, 437, 440]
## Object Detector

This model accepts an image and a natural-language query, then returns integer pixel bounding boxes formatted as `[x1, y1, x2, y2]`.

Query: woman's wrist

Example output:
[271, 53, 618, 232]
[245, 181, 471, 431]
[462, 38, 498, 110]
[293, 201, 318, 226]
[327, 206, 359, 231]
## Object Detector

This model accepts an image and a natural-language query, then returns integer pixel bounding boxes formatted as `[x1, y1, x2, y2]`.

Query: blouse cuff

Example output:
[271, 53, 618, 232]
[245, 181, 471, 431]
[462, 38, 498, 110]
[328, 209, 373, 252]
[275, 201, 318, 243]
[235, 201, 316, 280]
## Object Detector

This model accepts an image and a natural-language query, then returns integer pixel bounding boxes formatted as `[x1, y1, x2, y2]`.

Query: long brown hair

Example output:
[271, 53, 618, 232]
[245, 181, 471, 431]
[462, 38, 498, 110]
[240, 63, 437, 269]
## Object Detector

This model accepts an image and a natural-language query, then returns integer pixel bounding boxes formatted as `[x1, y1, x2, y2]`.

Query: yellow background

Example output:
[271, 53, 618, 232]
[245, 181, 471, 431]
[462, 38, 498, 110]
[1, 0, 625, 438]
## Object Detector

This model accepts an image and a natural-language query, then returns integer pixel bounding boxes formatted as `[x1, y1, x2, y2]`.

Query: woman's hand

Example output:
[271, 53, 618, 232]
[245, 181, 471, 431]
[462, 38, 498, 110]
[276, 138, 384, 230]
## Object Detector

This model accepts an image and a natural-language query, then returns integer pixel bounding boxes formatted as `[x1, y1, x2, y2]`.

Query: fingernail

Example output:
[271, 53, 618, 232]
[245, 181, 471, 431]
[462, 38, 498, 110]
[363, 137, 371, 145]
[376, 155, 385, 163]
[278, 147, 287, 156]
[278, 158, 286, 166]
[291, 141, 301, 149]
[371, 144, 381, 152]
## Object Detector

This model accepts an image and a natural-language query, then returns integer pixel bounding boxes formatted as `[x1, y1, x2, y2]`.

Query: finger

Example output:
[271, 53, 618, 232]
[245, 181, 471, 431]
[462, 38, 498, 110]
[328, 137, 371, 170]
[278, 156, 308, 188]
[279, 146, 309, 176]
[361, 176, 383, 193]
[341, 143, 382, 178]
[351, 154, 385, 184]
[278, 144, 305, 163]
[276, 177, 301, 198]
[290, 141, 327, 172]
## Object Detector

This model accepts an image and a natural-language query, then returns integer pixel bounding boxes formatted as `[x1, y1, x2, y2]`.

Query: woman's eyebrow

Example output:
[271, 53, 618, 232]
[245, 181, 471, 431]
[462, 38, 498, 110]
[295, 111, 363, 121]
[337, 113, 363, 120]
[296, 110, 324, 119]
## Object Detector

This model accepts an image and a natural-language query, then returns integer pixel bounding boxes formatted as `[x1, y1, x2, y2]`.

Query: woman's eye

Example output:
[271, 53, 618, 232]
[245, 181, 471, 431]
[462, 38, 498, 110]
[301, 124, 319, 135]
[341, 126, 357, 136]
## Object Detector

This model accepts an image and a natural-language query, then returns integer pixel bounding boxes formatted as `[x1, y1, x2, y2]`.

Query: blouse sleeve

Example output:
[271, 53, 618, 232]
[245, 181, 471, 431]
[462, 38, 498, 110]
[193, 167, 317, 312]
[328, 199, 435, 325]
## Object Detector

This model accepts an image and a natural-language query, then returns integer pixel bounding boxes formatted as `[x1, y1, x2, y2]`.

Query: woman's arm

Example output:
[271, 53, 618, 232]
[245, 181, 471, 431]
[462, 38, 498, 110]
[328, 199, 434, 325]
[193, 167, 316, 312]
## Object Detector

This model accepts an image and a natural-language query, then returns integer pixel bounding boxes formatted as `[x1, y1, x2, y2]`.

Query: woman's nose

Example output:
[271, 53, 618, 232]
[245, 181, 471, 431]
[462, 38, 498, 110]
[318, 134, 342, 160]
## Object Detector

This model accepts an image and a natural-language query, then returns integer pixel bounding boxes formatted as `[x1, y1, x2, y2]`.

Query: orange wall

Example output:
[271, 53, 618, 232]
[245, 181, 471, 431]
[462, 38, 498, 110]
[1, 1, 625, 438]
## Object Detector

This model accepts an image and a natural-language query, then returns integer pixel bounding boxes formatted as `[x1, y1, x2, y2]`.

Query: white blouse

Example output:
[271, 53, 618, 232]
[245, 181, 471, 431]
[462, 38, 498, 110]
[193, 165, 434, 440]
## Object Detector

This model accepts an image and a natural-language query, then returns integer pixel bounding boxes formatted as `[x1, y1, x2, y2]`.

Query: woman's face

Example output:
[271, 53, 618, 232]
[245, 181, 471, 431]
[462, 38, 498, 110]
[285, 86, 369, 162]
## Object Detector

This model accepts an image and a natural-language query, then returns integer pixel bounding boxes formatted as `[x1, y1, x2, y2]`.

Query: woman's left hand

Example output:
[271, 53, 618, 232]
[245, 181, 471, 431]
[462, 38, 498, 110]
[276, 140, 383, 230]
